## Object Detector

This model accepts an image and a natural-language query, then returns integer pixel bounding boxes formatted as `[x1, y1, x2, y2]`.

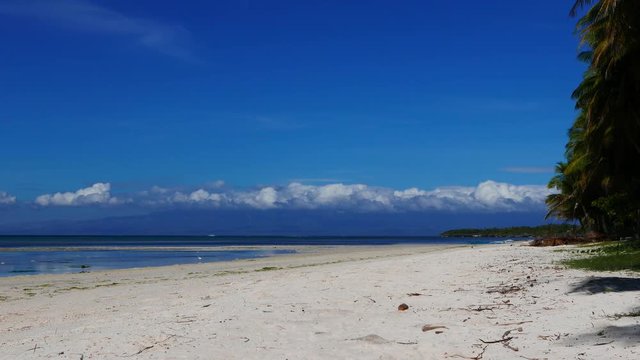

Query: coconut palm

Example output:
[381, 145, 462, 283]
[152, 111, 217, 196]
[548, 0, 640, 237]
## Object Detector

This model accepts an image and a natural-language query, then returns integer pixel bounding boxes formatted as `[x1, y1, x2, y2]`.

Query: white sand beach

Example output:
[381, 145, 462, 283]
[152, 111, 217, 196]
[1, 244, 639, 359]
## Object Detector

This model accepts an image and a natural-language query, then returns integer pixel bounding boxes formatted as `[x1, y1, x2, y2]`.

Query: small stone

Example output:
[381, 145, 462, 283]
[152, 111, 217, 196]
[398, 303, 409, 311]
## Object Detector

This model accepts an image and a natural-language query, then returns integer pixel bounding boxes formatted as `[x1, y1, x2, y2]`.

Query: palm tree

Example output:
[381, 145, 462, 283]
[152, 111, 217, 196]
[548, 0, 640, 237]
[546, 162, 584, 224]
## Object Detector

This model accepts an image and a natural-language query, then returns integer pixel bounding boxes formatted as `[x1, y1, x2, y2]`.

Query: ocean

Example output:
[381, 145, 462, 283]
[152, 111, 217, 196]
[0, 235, 525, 277]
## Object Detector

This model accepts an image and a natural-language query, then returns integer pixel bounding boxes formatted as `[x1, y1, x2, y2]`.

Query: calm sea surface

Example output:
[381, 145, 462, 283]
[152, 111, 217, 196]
[0, 236, 526, 277]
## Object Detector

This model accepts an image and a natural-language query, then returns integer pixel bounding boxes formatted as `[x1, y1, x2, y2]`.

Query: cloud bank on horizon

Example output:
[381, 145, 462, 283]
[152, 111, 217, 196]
[21, 180, 555, 213]
[34, 183, 123, 207]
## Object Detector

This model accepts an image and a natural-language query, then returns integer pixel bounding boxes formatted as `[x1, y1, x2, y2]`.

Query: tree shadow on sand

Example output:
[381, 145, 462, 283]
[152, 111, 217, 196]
[568, 276, 640, 294]
[563, 324, 640, 347]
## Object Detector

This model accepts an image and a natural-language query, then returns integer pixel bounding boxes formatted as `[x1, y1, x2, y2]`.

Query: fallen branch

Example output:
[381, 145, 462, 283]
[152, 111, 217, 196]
[503, 342, 519, 352]
[126, 335, 176, 357]
[593, 340, 614, 346]
[474, 346, 488, 360]
[496, 321, 533, 326]
[27, 344, 41, 354]
[479, 336, 513, 344]
[129, 344, 154, 357]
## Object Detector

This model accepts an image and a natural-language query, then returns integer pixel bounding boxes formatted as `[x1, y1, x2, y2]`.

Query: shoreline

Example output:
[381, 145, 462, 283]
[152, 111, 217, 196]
[0, 244, 463, 298]
[1, 243, 639, 359]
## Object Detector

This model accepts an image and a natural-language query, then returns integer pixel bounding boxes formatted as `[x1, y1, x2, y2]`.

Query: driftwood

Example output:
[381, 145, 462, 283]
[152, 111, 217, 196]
[479, 336, 513, 344]
[594, 340, 614, 346]
[496, 321, 533, 326]
[422, 325, 448, 332]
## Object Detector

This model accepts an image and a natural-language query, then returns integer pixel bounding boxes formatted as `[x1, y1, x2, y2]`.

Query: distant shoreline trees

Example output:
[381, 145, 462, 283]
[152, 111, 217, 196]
[546, 0, 640, 238]
[441, 224, 580, 238]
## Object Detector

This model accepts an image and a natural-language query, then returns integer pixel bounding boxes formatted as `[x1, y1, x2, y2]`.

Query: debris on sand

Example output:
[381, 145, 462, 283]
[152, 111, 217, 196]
[422, 324, 448, 332]
[351, 334, 390, 344]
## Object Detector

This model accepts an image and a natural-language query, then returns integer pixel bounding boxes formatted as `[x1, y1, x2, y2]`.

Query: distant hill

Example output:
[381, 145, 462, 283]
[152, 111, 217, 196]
[441, 224, 580, 238]
[0, 208, 548, 236]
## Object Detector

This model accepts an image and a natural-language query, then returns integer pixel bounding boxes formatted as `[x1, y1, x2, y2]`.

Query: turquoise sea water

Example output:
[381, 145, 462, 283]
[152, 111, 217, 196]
[0, 236, 525, 277]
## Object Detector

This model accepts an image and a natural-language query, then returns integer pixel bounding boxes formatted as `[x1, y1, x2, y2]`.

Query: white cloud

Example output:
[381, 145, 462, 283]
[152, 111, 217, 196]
[393, 187, 427, 200]
[222, 187, 280, 209]
[34, 180, 554, 212]
[468, 180, 550, 210]
[141, 180, 552, 212]
[35, 183, 122, 206]
[0, 0, 195, 60]
[0, 191, 16, 205]
[140, 188, 225, 206]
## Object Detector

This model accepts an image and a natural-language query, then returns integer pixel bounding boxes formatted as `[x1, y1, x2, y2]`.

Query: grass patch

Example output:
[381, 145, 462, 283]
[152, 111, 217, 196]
[563, 241, 640, 272]
[576, 240, 619, 248]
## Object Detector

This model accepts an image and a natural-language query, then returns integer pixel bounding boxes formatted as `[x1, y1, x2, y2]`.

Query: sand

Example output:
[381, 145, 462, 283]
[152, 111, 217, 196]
[1, 243, 639, 359]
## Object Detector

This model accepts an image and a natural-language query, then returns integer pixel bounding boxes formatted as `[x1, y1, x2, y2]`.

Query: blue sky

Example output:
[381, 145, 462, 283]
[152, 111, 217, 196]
[0, 1, 583, 233]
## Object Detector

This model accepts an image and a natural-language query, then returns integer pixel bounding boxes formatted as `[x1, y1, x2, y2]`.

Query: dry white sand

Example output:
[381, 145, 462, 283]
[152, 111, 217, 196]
[1, 243, 639, 359]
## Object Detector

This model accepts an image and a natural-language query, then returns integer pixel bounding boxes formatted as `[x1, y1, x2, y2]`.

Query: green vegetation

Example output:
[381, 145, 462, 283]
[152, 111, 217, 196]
[563, 241, 640, 271]
[546, 1, 640, 239]
[441, 224, 579, 238]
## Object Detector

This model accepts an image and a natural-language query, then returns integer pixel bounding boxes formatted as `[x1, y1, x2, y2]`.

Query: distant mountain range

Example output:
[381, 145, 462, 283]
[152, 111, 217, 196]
[0, 208, 553, 236]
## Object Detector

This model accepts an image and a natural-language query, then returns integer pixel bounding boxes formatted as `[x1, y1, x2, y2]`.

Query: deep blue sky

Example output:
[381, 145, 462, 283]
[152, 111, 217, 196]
[0, 1, 584, 233]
